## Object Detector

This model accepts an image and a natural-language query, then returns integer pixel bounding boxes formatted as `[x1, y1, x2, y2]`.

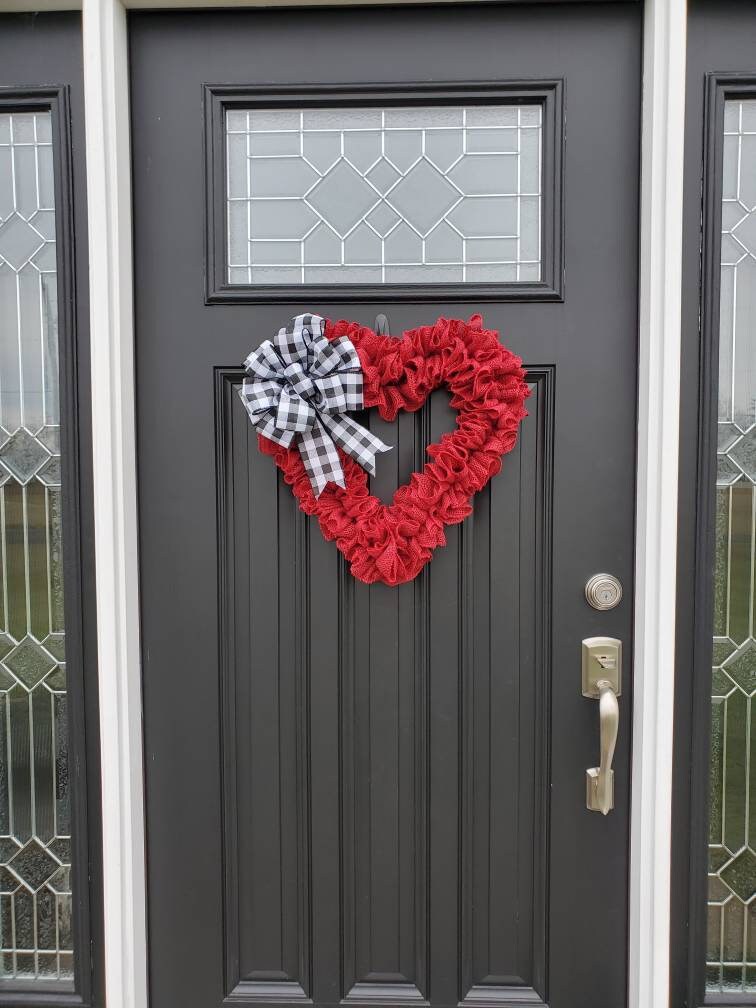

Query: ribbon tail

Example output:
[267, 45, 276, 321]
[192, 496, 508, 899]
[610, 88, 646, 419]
[321, 413, 392, 477]
[297, 419, 345, 498]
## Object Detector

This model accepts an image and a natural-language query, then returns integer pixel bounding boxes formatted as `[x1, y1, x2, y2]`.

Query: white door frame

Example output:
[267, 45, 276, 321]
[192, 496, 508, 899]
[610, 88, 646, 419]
[12, 0, 690, 1004]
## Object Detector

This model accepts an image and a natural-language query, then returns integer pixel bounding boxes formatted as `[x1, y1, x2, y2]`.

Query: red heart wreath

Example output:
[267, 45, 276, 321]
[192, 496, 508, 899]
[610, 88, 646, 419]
[258, 314, 529, 586]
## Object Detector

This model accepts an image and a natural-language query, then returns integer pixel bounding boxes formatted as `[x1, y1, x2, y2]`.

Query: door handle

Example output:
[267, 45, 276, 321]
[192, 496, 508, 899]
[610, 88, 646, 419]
[582, 637, 622, 815]
[587, 679, 619, 815]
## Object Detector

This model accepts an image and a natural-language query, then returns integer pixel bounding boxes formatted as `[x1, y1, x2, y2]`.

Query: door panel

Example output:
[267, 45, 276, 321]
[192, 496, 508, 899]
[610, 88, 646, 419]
[130, 6, 640, 1008]
[216, 365, 551, 1004]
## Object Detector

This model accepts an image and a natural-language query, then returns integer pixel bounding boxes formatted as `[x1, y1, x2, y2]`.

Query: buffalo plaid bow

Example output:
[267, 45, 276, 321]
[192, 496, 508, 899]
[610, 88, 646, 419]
[239, 314, 391, 497]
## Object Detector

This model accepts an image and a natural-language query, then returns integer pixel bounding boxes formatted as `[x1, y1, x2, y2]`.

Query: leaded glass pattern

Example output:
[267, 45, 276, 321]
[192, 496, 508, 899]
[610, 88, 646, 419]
[225, 105, 542, 285]
[0, 112, 73, 982]
[708, 99, 756, 994]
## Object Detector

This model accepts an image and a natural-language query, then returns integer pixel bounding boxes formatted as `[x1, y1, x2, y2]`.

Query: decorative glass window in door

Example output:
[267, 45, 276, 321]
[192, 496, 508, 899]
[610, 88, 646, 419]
[0, 111, 73, 982]
[708, 97, 756, 994]
[225, 104, 542, 285]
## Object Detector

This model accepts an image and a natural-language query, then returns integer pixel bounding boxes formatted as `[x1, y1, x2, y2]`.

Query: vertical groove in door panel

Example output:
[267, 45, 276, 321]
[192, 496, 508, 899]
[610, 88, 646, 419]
[341, 401, 430, 1003]
[427, 388, 463, 1008]
[412, 400, 431, 1006]
[294, 482, 313, 997]
[309, 497, 342, 1008]
[217, 371, 311, 1003]
[459, 371, 551, 1007]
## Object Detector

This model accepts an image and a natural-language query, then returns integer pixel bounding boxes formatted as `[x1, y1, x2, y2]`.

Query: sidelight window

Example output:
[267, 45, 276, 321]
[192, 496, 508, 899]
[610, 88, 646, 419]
[707, 96, 756, 994]
[0, 109, 73, 984]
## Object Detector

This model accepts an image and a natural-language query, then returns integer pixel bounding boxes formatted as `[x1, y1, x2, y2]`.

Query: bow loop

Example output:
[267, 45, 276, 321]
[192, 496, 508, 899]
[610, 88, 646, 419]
[312, 373, 350, 414]
[239, 314, 391, 496]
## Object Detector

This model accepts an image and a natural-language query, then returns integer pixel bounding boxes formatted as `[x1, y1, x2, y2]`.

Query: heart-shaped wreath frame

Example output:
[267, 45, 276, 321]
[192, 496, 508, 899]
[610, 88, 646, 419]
[258, 314, 530, 586]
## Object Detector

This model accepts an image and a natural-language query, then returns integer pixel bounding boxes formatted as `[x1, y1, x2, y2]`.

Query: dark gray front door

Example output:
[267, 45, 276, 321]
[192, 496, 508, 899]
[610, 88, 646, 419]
[130, 6, 640, 1008]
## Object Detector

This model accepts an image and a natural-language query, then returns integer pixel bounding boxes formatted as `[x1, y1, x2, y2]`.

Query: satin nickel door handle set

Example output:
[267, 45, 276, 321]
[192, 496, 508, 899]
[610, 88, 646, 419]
[582, 636, 622, 815]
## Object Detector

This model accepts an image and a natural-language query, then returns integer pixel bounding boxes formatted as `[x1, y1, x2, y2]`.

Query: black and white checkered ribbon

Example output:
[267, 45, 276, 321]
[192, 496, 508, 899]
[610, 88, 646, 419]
[239, 314, 391, 497]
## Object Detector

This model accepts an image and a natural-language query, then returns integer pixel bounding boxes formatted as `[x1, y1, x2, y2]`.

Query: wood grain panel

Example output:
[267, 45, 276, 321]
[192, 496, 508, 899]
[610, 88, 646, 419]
[341, 403, 433, 1004]
[218, 373, 312, 1003]
[459, 371, 551, 1007]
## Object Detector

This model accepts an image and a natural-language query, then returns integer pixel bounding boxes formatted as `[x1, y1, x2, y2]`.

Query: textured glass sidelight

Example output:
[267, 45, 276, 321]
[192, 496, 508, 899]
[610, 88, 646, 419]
[225, 105, 542, 284]
[0, 112, 73, 982]
[708, 98, 756, 994]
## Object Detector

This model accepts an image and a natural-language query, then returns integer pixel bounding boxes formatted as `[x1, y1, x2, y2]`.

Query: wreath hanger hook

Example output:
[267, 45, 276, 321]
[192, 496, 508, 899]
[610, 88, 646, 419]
[374, 313, 390, 336]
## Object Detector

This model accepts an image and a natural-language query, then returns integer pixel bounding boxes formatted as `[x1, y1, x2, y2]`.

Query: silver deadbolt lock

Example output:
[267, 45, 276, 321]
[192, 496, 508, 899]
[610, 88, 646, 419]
[585, 573, 622, 610]
[582, 637, 621, 815]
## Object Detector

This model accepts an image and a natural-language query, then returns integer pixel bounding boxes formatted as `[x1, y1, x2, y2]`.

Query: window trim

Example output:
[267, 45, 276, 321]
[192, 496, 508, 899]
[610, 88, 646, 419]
[628, 2, 687, 1007]
[79, 5, 147, 1008]
[204, 80, 564, 304]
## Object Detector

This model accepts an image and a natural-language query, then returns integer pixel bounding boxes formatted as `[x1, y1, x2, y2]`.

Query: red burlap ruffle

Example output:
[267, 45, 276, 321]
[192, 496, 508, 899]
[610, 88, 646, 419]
[259, 314, 529, 585]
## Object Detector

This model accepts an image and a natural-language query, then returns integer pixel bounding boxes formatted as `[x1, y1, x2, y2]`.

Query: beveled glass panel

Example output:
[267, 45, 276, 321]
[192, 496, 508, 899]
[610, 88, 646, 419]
[225, 104, 542, 284]
[708, 98, 756, 994]
[0, 112, 73, 983]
